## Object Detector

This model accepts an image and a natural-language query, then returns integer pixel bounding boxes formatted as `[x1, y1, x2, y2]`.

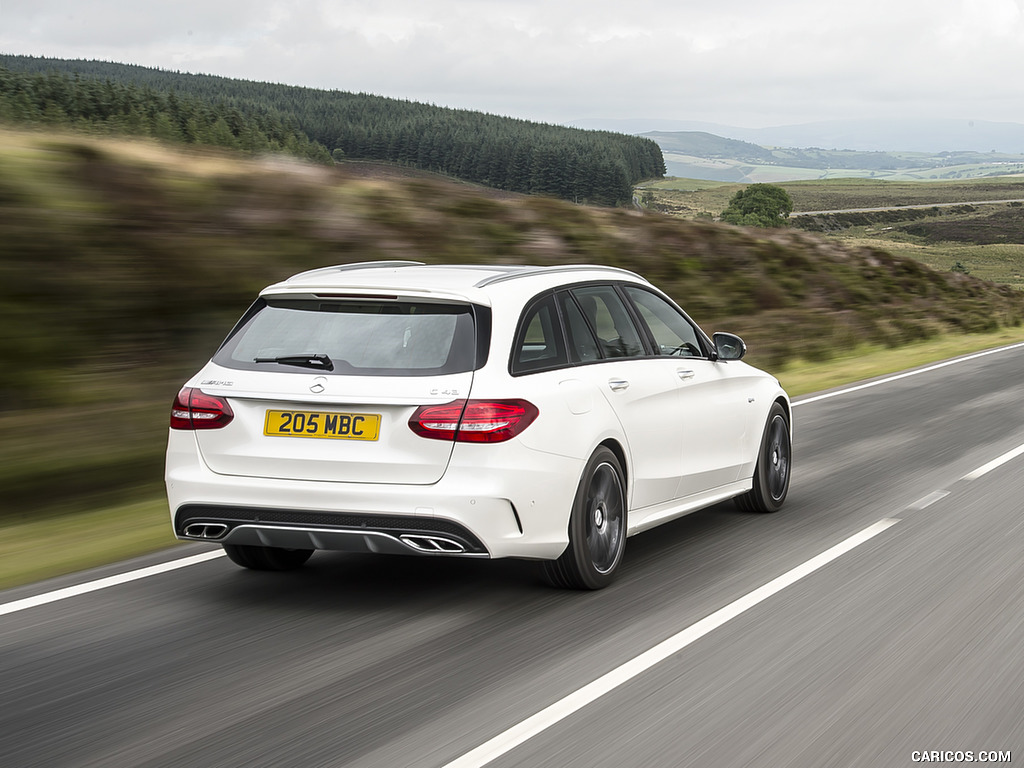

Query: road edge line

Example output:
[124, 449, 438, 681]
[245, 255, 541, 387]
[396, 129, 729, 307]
[0, 550, 226, 617]
[793, 341, 1024, 407]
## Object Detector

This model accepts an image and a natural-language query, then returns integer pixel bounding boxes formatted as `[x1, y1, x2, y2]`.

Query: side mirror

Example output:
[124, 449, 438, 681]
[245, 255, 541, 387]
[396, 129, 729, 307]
[713, 332, 746, 361]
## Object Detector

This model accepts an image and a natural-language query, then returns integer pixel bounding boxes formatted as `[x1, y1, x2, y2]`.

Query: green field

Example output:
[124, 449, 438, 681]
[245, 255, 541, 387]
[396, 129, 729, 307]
[642, 177, 1024, 290]
[638, 178, 742, 218]
[782, 176, 1024, 212]
[643, 176, 1024, 216]
[797, 208, 1024, 290]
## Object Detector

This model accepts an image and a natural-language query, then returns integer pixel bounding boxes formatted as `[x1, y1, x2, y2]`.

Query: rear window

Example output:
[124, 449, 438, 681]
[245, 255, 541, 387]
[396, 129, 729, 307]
[213, 298, 484, 376]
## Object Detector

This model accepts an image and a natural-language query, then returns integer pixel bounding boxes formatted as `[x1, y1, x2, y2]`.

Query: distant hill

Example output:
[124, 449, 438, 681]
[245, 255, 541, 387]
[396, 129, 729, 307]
[640, 130, 1024, 183]
[732, 119, 1024, 155]
[571, 118, 1024, 154]
[642, 131, 774, 163]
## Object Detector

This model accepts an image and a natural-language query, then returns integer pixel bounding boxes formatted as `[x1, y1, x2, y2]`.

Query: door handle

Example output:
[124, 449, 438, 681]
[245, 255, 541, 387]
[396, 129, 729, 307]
[676, 369, 695, 381]
[608, 379, 630, 392]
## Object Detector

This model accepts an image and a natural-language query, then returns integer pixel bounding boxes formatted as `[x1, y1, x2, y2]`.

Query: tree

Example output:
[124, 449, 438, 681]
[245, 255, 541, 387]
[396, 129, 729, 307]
[720, 184, 793, 228]
[0, 57, 662, 202]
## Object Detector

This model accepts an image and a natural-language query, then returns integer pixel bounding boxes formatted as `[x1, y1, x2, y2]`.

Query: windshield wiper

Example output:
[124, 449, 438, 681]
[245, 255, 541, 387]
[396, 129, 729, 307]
[253, 353, 334, 371]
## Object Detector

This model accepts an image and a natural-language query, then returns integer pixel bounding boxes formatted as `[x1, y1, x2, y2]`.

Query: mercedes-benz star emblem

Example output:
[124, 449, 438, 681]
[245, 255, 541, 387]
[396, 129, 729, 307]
[310, 376, 327, 394]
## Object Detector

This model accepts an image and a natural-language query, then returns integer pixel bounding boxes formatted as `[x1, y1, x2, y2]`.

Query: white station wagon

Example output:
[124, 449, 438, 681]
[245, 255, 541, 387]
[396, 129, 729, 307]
[166, 262, 791, 588]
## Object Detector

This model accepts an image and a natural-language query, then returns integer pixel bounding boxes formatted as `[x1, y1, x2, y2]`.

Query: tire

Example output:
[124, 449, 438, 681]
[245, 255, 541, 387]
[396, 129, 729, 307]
[222, 544, 314, 571]
[735, 402, 791, 513]
[544, 447, 627, 589]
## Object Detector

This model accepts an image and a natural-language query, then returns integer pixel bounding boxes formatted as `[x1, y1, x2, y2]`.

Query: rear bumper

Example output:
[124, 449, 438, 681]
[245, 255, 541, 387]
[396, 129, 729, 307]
[166, 430, 581, 560]
[175, 504, 489, 557]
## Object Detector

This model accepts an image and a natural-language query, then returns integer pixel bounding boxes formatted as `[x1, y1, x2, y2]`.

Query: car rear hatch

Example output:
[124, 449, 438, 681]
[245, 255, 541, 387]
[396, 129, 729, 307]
[189, 294, 486, 485]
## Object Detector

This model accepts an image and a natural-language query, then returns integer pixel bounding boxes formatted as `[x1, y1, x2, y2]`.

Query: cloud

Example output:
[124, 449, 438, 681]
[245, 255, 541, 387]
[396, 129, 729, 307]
[2, 0, 1024, 127]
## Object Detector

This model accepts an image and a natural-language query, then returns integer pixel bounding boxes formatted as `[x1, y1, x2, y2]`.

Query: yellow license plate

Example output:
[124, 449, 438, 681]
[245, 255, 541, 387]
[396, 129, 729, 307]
[264, 410, 381, 441]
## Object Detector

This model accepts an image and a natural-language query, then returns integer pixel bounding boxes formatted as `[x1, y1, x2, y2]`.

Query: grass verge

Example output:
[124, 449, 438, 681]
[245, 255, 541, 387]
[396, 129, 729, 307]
[777, 325, 1024, 396]
[0, 498, 178, 591]
[4, 325, 1024, 592]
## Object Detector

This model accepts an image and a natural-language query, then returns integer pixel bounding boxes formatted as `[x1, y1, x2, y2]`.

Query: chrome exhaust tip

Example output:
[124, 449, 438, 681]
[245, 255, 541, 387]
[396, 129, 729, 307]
[399, 534, 467, 554]
[183, 522, 229, 540]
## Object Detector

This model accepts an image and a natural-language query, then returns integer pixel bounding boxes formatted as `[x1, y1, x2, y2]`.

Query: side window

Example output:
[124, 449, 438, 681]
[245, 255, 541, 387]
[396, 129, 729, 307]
[622, 286, 704, 357]
[570, 285, 646, 359]
[511, 294, 568, 374]
[559, 292, 601, 363]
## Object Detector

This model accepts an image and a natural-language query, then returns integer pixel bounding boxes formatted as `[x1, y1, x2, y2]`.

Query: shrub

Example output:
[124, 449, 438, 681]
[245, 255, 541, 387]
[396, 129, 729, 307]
[720, 184, 794, 228]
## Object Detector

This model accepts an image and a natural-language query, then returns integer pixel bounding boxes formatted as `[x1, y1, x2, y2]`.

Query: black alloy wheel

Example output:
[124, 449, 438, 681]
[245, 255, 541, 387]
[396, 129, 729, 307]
[544, 446, 627, 589]
[735, 402, 791, 513]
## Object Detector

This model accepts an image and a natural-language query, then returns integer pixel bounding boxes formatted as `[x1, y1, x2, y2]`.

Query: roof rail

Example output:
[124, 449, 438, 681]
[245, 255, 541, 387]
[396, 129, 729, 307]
[474, 264, 644, 288]
[287, 261, 425, 281]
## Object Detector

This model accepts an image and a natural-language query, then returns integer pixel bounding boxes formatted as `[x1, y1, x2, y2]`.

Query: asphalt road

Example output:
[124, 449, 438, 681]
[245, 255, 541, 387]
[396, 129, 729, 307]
[3, 344, 1024, 767]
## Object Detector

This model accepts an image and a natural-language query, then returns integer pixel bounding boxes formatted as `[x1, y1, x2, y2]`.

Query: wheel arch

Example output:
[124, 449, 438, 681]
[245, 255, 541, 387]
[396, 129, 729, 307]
[774, 395, 791, 423]
[773, 395, 793, 439]
[598, 437, 629, 501]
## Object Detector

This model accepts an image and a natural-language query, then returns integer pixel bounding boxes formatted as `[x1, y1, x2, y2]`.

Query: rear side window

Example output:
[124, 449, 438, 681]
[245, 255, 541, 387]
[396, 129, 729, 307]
[559, 292, 601, 363]
[570, 285, 646, 358]
[214, 298, 482, 376]
[511, 294, 568, 374]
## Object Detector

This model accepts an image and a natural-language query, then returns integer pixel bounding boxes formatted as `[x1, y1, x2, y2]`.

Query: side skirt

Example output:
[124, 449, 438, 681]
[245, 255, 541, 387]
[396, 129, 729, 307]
[626, 480, 752, 537]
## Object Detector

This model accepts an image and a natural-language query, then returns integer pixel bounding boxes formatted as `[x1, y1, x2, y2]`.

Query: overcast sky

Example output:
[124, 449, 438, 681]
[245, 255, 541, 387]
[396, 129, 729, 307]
[3, 0, 1024, 129]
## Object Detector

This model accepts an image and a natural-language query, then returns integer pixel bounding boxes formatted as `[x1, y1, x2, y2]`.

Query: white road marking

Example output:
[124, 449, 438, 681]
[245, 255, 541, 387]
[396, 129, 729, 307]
[443, 518, 901, 768]
[793, 341, 1024, 407]
[0, 550, 225, 617]
[962, 442, 1024, 481]
[906, 490, 950, 510]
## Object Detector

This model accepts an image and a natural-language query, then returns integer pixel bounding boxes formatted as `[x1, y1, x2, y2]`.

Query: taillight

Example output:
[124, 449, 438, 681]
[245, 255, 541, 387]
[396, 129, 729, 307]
[170, 387, 234, 430]
[409, 399, 539, 443]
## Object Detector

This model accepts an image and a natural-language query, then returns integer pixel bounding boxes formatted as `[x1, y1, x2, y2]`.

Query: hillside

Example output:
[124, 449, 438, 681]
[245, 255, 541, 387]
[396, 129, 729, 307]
[2, 128, 1023, 517]
[0, 55, 665, 204]
[642, 131, 774, 164]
